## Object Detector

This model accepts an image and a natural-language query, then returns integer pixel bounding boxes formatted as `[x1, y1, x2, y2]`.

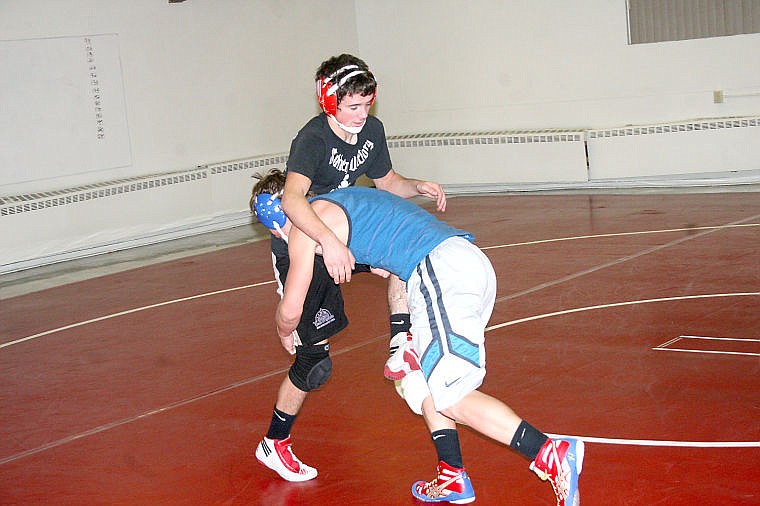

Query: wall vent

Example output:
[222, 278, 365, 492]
[2, 117, 756, 218]
[1, 169, 207, 216]
[589, 117, 760, 139]
[388, 129, 584, 149]
[586, 115, 760, 180]
[0, 152, 291, 217]
[207, 154, 288, 175]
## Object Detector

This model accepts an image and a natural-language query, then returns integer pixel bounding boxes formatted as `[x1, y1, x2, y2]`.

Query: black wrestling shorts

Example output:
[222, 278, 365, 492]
[271, 236, 349, 345]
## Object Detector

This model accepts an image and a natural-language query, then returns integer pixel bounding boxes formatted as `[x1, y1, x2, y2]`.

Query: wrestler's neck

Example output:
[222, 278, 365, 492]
[327, 116, 359, 145]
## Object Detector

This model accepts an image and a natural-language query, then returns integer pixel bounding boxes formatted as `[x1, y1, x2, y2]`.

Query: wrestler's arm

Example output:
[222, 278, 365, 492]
[275, 227, 316, 353]
[373, 168, 447, 212]
[281, 171, 355, 283]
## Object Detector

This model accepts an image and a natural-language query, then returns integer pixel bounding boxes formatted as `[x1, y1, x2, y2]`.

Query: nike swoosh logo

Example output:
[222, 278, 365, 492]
[445, 378, 462, 388]
[391, 320, 406, 325]
[432, 434, 446, 440]
[274, 412, 287, 422]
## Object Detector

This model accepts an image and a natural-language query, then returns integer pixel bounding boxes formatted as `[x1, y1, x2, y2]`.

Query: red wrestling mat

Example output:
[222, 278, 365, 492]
[1, 192, 759, 505]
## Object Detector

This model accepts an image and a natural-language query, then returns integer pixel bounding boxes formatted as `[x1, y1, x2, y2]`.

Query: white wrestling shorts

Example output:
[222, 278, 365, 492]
[406, 236, 497, 412]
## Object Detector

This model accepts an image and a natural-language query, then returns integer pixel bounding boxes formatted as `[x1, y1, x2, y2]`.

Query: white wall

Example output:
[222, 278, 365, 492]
[0, 0, 359, 271]
[2, 0, 760, 272]
[0, 0, 359, 195]
[357, 1, 760, 188]
[356, 0, 760, 133]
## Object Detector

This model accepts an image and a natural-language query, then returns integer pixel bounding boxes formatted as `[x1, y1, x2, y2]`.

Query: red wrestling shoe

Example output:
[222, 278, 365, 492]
[530, 438, 584, 505]
[412, 460, 475, 504]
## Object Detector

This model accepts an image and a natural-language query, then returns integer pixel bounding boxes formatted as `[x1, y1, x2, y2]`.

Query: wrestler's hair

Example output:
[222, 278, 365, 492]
[249, 169, 316, 214]
[249, 169, 286, 214]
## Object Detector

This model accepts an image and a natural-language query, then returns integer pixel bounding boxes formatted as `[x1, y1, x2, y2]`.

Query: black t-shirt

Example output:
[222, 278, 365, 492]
[274, 114, 388, 343]
[285, 113, 393, 194]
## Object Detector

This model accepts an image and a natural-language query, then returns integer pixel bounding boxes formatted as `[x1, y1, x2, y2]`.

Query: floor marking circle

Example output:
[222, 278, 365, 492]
[0, 280, 275, 349]
[489, 292, 760, 449]
[5, 220, 758, 349]
[545, 434, 760, 448]
[486, 292, 760, 331]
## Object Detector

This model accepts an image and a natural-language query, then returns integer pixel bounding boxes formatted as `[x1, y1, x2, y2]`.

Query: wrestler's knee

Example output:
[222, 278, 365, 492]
[289, 342, 332, 392]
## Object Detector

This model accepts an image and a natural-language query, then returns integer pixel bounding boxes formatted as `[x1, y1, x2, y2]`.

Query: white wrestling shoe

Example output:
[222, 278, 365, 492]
[384, 331, 421, 380]
[255, 436, 318, 482]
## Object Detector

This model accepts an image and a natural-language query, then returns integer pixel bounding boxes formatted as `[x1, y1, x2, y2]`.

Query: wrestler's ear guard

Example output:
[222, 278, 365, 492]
[253, 192, 286, 229]
[316, 64, 376, 115]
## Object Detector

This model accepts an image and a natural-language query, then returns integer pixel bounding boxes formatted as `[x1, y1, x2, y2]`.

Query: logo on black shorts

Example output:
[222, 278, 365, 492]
[313, 308, 335, 329]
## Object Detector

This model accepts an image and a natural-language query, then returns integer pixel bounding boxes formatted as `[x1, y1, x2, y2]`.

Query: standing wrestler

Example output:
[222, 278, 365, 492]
[253, 54, 446, 482]
[268, 183, 584, 505]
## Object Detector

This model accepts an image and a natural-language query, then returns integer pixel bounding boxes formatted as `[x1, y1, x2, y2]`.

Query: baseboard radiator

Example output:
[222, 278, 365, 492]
[2, 116, 758, 274]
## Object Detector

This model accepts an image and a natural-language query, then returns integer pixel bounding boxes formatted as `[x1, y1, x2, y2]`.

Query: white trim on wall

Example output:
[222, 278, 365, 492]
[2, 115, 759, 274]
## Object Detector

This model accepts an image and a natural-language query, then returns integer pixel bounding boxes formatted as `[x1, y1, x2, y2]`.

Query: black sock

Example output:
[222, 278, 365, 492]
[431, 429, 463, 469]
[266, 406, 296, 440]
[390, 313, 411, 336]
[510, 420, 549, 460]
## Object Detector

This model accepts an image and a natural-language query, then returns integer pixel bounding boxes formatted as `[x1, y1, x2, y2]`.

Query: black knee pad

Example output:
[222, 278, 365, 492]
[289, 342, 332, 392]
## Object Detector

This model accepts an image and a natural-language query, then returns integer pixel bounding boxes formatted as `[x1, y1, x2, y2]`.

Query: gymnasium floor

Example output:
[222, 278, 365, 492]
[1, 189, 759, 505]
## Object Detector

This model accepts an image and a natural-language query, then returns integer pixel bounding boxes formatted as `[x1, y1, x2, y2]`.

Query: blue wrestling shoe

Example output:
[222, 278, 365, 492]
[412, 460, 475, 504]
[530, 438, 584, 506]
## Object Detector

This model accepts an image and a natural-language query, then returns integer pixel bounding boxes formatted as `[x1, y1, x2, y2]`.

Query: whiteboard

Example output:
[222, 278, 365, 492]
[0, 34, 131, 187]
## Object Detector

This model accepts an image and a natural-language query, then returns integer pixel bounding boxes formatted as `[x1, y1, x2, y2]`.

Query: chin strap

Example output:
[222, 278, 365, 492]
[329, 115, 364, 135]
[273, 221, 288, 244]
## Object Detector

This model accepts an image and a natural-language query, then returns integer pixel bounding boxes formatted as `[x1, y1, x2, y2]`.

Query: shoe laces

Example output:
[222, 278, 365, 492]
[532, 440, 569, 504]
[417, 469, 462, 499]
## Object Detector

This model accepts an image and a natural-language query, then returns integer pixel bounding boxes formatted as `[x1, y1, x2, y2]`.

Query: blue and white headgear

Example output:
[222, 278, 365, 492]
[253, 192, 288, 239]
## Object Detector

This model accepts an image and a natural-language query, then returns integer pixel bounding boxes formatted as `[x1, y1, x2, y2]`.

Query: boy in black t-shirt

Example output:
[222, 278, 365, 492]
[253, 54, 447, 482]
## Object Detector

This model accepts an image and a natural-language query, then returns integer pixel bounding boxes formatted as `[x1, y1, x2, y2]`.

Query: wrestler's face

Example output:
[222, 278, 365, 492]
[335, 93, 372, 130]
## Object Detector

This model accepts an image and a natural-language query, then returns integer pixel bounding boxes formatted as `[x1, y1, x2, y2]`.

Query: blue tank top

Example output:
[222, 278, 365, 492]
[311, 187, 473, 281]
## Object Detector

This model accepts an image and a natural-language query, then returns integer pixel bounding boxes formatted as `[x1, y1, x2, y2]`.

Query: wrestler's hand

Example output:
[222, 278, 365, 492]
[278, 330, 296, 355]
[275, 303, 299, 354]
[321, 235, 355, 284]
[416, 181, 447, 212]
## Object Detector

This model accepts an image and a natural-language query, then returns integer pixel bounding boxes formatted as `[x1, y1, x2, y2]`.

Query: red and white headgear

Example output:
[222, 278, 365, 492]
[316, 64, 376, 124]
